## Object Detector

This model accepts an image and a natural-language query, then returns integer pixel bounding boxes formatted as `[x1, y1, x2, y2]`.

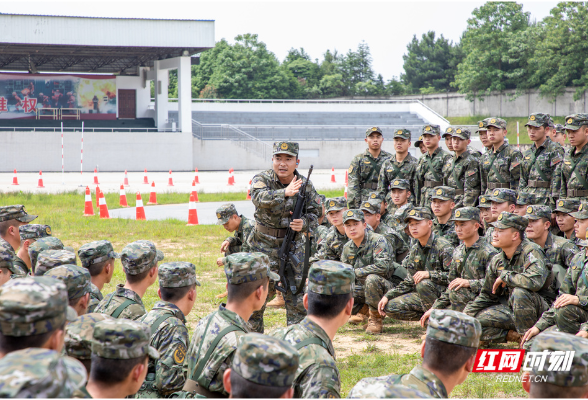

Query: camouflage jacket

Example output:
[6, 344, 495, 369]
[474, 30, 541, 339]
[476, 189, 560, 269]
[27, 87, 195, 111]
[415, 148, 452, 208]
[519, 137, 564, 207]
[183, 305, 251, 397]
[273, 317, 340, 399]
[464, 239, 549, 317]
[12, 255, 29, 277]
[433, 237, 499, 310]
[559, 145, 588, 199]
[137, 301, 189, 397]
[225, 215, 254, 254]
[310, 225, 348, 263]
[373, 221, 409, 261]
[432, 217, 459, 247]
[442, 150, 481, 207]
[384, 233, 454, 299]
[87, 283, 103, 314]
[348, 149, 393, 209]
[94, 284, 146, 320]
[341, 230, 395, 285]
[385, 365, 448, 398]
[480, 143, 522, 193]
[541, 232, 579, 271]
[310, 225, 331, 259]
[377, 153, 418, 207]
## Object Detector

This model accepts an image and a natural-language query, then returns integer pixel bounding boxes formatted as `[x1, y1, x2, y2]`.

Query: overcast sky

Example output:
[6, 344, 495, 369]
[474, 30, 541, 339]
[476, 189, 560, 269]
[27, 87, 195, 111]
[1, 0, 560, 80]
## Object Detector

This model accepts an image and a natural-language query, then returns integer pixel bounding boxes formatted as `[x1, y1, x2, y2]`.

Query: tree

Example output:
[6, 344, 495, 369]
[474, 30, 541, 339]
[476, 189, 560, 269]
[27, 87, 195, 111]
[283, 47, 311, 64]
[283, 56, 322, 91]
[319, 74, 346, 97]
[339, 41, 375, 95]
[319, 49, 341, 76]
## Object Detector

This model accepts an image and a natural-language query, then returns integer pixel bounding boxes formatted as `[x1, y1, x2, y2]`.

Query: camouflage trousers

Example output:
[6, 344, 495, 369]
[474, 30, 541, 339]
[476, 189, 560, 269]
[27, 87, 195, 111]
[447, 287, 478, 312]
[383, 279, 446, 321]
[247, 231, 307, 333]
[363, 275, 402, 312]
[555, 304, 588, 334]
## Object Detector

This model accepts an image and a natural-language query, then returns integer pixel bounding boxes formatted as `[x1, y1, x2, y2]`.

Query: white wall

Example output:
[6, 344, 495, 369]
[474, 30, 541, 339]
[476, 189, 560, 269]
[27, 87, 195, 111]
[116, 72, 151, 119]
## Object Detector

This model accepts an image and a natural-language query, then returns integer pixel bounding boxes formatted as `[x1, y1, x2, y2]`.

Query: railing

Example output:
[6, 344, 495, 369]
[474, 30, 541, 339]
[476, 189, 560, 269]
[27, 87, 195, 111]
[60, 108, 81, 120]
[36, 108, 59, 120]
[157, 98, 436, 104]
[0, 126, 159, 133]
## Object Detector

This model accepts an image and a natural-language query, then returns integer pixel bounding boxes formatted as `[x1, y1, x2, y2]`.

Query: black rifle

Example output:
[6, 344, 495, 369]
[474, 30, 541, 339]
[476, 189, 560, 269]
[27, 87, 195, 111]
[277, 165, 314, 296]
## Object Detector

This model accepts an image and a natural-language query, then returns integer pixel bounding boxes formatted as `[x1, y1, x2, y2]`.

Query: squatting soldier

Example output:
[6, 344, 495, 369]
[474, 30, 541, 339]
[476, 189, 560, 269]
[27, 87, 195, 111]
[463, 212, 550, 344]
[480, 118, 522, 193]
[519, 113, 564, 208]
[415, 124, 452, 209]
[137, 262, 200, 398]
[348, 127, 392, 209]
[559, 114, 588, 200]
[28, 236, 64, 275]
[0, 205, 37, 266]
[348, 378, 428, 399]
[382, 179, 413, 230]
[571, 203, 588, 247]
[431, 186, 459, 247]
[310, 196, 348, 263]
[0, 249, 19, 286]
[361, 198, 409, 262]
[486, 188, 517, 244]
[513, 192, 536, 217]
[34, 249, 77, 276]
[442, 127, 481, 207]
[217, 203, 254, 256]
[95, 240, 164, 320]
[78, 240, 120, 313]
[64, 313, 113, 375]
[377, 208, 454, 321]
[45, 264, 92, 316]
[341, 209, 398, 334]
[273, 260, 354, 398]
[15, 223, 52, 275]
[414, 135, 426, 155]
[377, 128, 417, 205]
[477, 194, 492, 235]
[247, 141, 320, 332]
[554, 198, 581, 242]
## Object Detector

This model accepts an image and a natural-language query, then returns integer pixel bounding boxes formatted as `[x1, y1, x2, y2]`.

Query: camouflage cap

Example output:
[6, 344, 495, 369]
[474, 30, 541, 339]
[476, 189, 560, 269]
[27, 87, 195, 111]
[0, 348, 87, 398]
[478, 195, 491, 208]
[308, 260, 355, 295]
[348, 377, 429, 399]
[28, 236, 64, 272]
[529, 331, 588, 387]
[442, 126, 455, 138]
[422, 124, 440, 135]
[92, 319, 159, 360]
[343, 209, 365, 223]
[19, 224, 52, 241]
[35, 249, 77, 276]
[489, 188, 517, 204]
[487, 117, 507, 129]
[365, 126, 382, 137]
[450, 207, 480, 222]
[414, 135, 424, 147]
[390, 179, 410, 190]
[273, 142, 298, 157]
[431, 186, 455, 201]
[570, 202, 588, 220]
[426, 309, 481, 348]
[216, 203, 238, 225]
[231, 333, 299, 387]
[158, 262, 201, 288]
[393, 128, 410, 140]
[224, 252, 279, 285]
[516, 192, 537, 206]
[325, 196, 347, 213]
[564, 114, 588, 131]
[452, 127, 471, 140]
[525, 205, 552, 221]
[555, 198, 581, 214]
[491, 212, 529, 231]
[44, 265, 91, 301]
[0, 249, 18, 276]
[360, 199, 381, 215]
[547, 116, 555, 128]
[0, 276, 77, 336]
[525, 113, 551, 128]
[65, 313, 113, 360]
[405, 207, 433, 222]
[476, 119, 488, 133]
[554, 123, 565, 134]
[78, 240, 120, 269]
[0, 204, 37, 223]
[121, 240, 164, 275]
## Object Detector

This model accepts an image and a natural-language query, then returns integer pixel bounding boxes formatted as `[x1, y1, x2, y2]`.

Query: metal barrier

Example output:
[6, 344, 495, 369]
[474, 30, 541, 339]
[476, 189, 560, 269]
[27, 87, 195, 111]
[60, 108, 81, 120]
[36, 108, 59, 120]
[0, 126, 159, 133]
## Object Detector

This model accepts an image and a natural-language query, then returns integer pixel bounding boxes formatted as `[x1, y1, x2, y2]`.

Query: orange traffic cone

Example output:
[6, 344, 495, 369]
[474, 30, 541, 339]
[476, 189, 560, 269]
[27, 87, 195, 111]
[344, 184, 348, 199]
[345, 170, 348, 185]
[194, 168, 200, 184]
[246, 179, 252, 200]
[11, 169, 18, 185]
[37, 171, 45, 188]
[93, 168, 99, 185]
[191, 181, 199, 202]
[95, 186, 101, 209]
[167, 170, 174, 186]
[119, 184, 128, 207]
[148, 182, 157, 205]
[98, 191, 110, 219]
[186, 193, 199, 226]
[124, 170, 130, 186]
[83, 186, 94, 216]
[135, 192, 146, 220]
[331, 168, 336, 183]
[143, 169, 149, 184]
[227, 168, 234, 186]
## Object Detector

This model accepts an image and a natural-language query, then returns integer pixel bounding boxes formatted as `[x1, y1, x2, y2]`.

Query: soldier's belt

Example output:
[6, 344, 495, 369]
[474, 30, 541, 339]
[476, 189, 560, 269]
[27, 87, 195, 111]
[361, 182, 379, 190]
[528, 180, 550, 188]
[255, 223, 287, 238]
[183, 379, 227, 398]
[454, 189, 465, 195]
[487, 182, 510, 189]
[569, 189, 588, 197]
[424, 180, 443, 188]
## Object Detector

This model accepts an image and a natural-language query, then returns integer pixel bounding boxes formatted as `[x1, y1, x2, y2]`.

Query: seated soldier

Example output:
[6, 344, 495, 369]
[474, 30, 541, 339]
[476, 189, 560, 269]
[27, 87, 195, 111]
[182, 253, 276, 398]
[513, 192, 536, 217]
[464, 212, 550, 345]
[34, 249, 77, 276]
[86, 319, 160, 399]
[0, 249, 21, 285]
[431, 186, 459, 247]
[572, 203, 588, 249]
[486, 188, 517, 243]
[477, 194, 492, 236]
[350, 310, 480, 398]
[28, 236, 64, 275]
[0, 205, 37, 269]
[310, 196, 349, 263]
[223, 333, 299, 399]
[78, 240, 120, 313]
[273, 260, 354, 398]
[361, 197, 408, 262]
[65, 313, 113, 374]
[521, 331, 588, 398]
[382, 179, 413, 228]
[340, 209, 395, 334]
[377, 208, 454, 322]
[15, 224, 52, 274]
[554, 199, 581, 242]
[45, 264, 92, 316]
[420, 207, 498, 324]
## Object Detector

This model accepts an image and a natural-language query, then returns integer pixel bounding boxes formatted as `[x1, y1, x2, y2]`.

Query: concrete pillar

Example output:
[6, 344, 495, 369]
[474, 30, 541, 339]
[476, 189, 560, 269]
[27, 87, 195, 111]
[154, 61, 169, 131]
[178, 56, 192, 133]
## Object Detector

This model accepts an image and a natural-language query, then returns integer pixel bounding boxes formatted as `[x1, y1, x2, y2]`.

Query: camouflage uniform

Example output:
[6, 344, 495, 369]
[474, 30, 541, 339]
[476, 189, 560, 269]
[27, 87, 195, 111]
[137, 262, 200, 398]
[274, 260, 354, 398]
[34, 249, 77, 276]
[310, 197, 348, 263]
[559, 114, 588, 200]
[182, 253, 277, 398]
[485, 188, 517, 245]
[78, 240, 121, 313]
[479, 118, 522, 193]
[216, 203, 255, 254]
[383, 208, 454, 320]
[442, 128, 481, 207]
[348, 377, 429, 399]
[360, 198, 409, 261]
[44, 264, 91, 307]
[14, 224, 52, 275]
[554, 198, 581, 240]
[431, 207, 499, 312]
[95, 240, 164, 320]
[28, 236, 64, 275]
[347, 127, 393, 209]
[415, 125, 452, 209]
[431, 186, 459, 247]
[463, 212, 550, 342]
[65, 313, 113, 361]
[477, 194, 491, 236]
[373, 310, 481, 398]
[0, 205, 37, 271]
[0, 249, 21, 280]
[382, 179, 411, 222]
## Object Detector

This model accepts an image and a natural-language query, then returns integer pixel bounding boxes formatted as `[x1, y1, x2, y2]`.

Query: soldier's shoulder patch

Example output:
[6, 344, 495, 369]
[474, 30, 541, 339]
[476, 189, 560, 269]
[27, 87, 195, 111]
[349, 165, 354, 173]
[253, 180, 267, 189]
[173, 343, 187, 364]
[468, 170, 477, 176]
[551, 157, 562, 166]
[387, 168, 393, 173]
[525, 156, 531, 160]
[511, 162, 520, 168]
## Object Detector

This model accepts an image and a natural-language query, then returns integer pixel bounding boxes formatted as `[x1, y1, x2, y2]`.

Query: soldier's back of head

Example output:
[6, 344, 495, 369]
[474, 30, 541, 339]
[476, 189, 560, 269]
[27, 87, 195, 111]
[306, 260, 355, 321]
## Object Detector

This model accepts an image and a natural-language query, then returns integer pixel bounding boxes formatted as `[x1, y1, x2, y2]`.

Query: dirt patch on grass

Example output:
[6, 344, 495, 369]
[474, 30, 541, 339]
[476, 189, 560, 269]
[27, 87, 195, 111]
[334, 331, 422, 359]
